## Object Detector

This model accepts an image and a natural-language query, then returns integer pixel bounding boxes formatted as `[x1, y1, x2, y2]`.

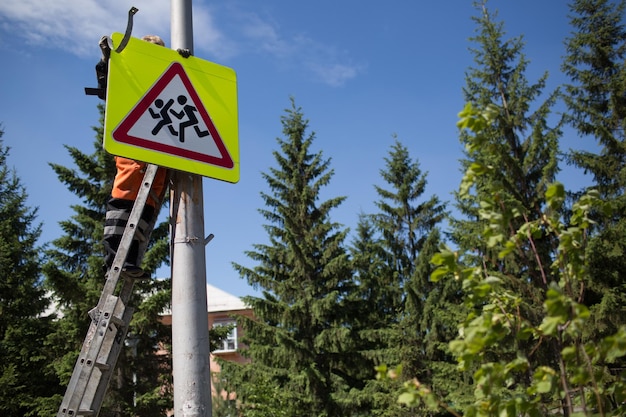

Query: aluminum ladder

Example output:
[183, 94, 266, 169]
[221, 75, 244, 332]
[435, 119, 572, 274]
[57, 164, 165, 417]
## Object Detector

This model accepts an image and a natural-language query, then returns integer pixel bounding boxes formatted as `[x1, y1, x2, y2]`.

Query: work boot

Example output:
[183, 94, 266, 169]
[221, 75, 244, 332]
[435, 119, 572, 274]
[122, 264, 147, 278]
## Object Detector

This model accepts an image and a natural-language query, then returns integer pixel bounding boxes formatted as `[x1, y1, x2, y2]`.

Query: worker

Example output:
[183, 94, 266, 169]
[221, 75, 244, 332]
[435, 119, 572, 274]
[97, 35, 170, 278]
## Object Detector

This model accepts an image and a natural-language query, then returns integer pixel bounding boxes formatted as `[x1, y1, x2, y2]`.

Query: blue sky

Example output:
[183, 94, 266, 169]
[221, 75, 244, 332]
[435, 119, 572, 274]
[0, 1, 584, 298]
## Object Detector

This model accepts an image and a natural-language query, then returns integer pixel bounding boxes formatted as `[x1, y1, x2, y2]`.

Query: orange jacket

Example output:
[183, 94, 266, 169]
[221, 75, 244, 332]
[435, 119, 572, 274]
[111, 157, 168, 207]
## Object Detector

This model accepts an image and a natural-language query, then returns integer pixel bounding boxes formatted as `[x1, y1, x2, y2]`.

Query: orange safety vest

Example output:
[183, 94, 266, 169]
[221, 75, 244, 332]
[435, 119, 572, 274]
[111, 157, 168, 207]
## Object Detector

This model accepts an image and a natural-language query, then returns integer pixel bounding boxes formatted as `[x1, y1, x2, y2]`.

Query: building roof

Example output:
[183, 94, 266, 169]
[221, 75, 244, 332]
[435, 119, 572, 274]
[44, 282, 248, 317]
[206, 283, 248, 312]
[157, 283, 249, 316]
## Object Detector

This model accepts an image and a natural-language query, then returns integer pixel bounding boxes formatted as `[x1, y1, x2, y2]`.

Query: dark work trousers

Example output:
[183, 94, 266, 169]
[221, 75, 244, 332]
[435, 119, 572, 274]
[103, 198, 155, 269]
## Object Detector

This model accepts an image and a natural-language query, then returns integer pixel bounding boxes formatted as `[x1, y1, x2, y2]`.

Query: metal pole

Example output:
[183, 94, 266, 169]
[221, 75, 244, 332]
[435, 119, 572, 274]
[171, 0, 193, 54]
[170, 0, 212, 416]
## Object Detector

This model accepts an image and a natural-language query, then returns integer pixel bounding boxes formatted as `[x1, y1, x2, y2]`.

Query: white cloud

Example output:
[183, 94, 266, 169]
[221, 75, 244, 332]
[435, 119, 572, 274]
[192, 6, 239, 61]
[239, 12, 293, 59]
[0, 0, 171, 57]
[235, 12, 364, 87]
[309, 62, 363, 88]
[0, 0, 364, 86]
[292, 34, 365, 87]
[0, 0, 231, 60]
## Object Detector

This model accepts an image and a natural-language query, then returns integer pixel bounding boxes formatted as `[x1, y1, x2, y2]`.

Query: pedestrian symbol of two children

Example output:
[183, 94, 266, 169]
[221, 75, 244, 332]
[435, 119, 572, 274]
[149, 95, 210, 143]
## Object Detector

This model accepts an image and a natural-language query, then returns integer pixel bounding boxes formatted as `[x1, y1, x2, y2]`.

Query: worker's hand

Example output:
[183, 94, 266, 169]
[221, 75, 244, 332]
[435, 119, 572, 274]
[177, 48, 191, 58]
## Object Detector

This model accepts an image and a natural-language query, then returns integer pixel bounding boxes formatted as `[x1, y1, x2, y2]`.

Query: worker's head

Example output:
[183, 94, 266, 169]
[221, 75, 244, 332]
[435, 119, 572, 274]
[142, 35, 165, 47]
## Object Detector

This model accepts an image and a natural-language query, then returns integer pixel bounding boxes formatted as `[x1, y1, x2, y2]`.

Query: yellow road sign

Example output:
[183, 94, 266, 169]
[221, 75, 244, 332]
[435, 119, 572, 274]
[104, 32, 239, 183]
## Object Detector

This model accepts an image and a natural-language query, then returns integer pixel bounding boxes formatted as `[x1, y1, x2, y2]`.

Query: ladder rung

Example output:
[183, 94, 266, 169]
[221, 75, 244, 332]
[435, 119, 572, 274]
[58, 408, 95, 417]
[99, 299, 126, 328]
[88, 307, 99, 321]
[107, 313, 124, 327]
[94, 361, 110, 371]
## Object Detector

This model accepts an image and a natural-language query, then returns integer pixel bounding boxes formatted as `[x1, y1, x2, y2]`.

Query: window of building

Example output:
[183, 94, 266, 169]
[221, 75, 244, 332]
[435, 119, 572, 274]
[213, 319, 237, 352]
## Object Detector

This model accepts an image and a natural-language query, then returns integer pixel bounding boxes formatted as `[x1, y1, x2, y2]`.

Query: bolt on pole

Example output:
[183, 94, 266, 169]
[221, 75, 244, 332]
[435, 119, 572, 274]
[170, 0, 213, 416]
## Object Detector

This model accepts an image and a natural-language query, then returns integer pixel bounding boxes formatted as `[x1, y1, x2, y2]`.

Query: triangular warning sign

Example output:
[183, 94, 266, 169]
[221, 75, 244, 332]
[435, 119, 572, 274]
[112, 62, 234, 169]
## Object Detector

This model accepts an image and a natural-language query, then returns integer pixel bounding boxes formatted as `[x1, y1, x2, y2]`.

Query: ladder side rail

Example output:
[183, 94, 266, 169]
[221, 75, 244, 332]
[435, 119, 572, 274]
[86, 304, 135, 415]
[97, 164, 160, 306]
[135, 168, 171, 267]
[57, 295, 123, 416]
[77, 297, 133, 416]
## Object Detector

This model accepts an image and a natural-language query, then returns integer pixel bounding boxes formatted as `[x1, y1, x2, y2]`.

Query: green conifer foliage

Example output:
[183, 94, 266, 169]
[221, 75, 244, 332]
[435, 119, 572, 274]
[448, 0, 562, 412]
[453, 0, 561, 324]
[0, 129, 57, 416]
[562, 0, 626, 340]
[563, 0, 626, 197]
[372, 140, 445, 316]
[398, 102, 626, 417]
[231, 99, 361, 417]
[346, 140, 449, 416]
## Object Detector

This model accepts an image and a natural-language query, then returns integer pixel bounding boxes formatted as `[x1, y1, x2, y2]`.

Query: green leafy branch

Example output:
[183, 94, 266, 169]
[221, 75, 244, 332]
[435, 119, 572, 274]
[393, 103, 626, 416]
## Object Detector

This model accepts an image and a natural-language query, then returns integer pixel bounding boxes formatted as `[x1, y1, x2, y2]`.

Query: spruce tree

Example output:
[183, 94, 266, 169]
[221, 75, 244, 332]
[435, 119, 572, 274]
[379, 3, 626, 414]
[562, 0, 626, 339]
[371, 140, 446, 379]
[345, 215, 401, 416]
[410, 102, 624, 417]
[350, 140, 448, 416]
[230, 99, 361, 417]
[453, 0, 561, 312]
[448, 0, 562, 411]
[0, 129, 57, 416]
[563, 0, 626, 199]
[371, 140, 444, 321]
[42, 104, 172, 416]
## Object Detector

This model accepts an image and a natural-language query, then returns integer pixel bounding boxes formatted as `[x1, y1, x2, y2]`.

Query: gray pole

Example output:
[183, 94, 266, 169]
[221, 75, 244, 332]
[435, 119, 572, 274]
[170, 0, 213, 416]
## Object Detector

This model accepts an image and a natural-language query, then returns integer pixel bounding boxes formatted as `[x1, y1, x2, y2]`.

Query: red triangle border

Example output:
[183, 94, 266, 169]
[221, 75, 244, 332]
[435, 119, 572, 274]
[112, 62, 234, 169]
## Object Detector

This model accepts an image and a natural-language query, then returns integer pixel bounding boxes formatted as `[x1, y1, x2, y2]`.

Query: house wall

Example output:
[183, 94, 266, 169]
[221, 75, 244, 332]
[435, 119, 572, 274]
[160, 307, 253, 368]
